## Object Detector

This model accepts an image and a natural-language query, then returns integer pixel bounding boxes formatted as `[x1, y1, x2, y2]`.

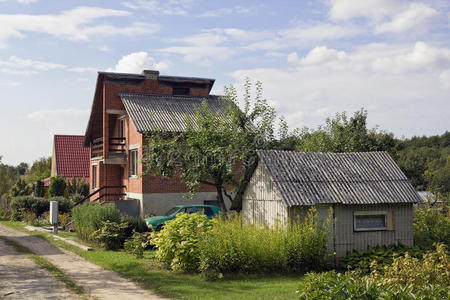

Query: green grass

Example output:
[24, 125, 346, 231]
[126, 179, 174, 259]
[0, 237, 85, 296]
[0, 220, 302, 299]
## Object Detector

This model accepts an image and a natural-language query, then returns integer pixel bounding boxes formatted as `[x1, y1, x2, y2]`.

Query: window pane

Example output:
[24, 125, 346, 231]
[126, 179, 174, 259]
[184, 207, 195, 214]
[355, 215, 386, 229]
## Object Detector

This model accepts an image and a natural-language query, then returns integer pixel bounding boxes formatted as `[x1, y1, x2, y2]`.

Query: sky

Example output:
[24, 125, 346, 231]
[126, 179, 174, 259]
[0, 0, 449, 165]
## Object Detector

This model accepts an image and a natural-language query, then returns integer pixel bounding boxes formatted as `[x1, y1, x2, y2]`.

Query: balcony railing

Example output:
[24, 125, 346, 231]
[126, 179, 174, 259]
[91, 137, 126, 157]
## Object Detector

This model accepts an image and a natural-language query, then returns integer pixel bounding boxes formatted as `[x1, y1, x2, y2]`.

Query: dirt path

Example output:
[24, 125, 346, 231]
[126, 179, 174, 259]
[0, 224, 168, 300]
[0, 238, 79, 299]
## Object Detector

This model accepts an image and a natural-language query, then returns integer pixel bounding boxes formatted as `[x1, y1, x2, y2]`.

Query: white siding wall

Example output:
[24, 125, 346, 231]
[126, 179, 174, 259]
[242, 162, 288, 226]
[334, 203, 413, 258]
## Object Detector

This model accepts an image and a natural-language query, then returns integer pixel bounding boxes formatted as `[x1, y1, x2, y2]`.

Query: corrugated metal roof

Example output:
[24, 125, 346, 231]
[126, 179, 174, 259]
[119, 93, 228, 133]
[258, 150, 422, 206]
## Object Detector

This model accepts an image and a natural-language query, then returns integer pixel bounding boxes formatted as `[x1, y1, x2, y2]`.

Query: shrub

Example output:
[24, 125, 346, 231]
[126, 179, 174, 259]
[48, 175, 66, 197]
[122, 216, 149, 238]
[124, 231, 152, 259]
[339, 245, 424, 273]
[10, 179, 32, 197]
[198, 208, 331, 275]
[368, 244, 449, 289]
[32, 180, 45, 197]
[72, 203, 120, 242]
[10, 196, 71, 221]
[0, 206, 10, 219]
[297, 244, 450, 300]
[91, 220, 127, 250]
[10, 196, 48, 218]
[152, 212, 212, 272]
[414, 203, 450, 249]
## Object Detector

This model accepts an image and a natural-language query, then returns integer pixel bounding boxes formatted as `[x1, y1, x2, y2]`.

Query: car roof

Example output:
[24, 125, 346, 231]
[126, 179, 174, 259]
[174, 205, 220, 209]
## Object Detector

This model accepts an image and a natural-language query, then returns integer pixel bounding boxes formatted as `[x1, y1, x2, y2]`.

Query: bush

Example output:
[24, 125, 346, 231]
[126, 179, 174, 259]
[297, 244, 450, 300]
[124, 231, 152, 259]
[72, 202, 120, 242]
[414, 203, 450, 249]
[48, 196, 71, 214]
[10, 196, 48, 218]
[198, 208, 331, 275]
[10, 179, 32, 197]
[91, 220, 127, 250]
[152, 212, 212, 272]
[48, 175, 66, 197]
[121, 216, 149, 238]
[10, 196, 71, 222]
[0, 206, 10, 219]
[339, 245, 424, 273]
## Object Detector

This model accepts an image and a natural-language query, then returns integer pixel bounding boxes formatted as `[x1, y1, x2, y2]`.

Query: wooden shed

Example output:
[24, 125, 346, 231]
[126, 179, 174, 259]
[242, 150, 422, 258]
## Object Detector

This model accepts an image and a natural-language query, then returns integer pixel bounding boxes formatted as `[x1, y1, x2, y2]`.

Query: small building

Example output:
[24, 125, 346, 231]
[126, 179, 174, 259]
[242, 150, 422, 258]
[51, 134, 90, 184]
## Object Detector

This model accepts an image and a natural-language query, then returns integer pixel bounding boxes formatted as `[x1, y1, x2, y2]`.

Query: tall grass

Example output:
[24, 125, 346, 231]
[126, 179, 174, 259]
[72, 202, 120, 242]
[198, 208, 331, 275]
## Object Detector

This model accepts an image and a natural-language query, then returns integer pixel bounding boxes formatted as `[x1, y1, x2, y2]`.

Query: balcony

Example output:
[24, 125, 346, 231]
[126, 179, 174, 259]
[91, 137, 126, 161]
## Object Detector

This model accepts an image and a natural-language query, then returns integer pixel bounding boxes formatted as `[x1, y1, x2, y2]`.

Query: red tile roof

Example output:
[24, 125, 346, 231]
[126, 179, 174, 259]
[54, 135, 90, 179]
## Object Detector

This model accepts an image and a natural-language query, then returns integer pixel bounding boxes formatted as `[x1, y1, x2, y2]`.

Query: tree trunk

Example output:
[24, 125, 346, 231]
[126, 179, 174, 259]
[215, 184, 228, 212]
[230, 158, 258, 211]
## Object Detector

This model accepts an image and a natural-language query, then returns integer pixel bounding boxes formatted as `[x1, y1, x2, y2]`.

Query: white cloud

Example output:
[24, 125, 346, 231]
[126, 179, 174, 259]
[161, 24, 362, 65]
[375, 3, 438, 34]
[230, 42, 450, 137]
[328, 0, 401, 21]
[0, 56, 65, 74]
[201, 5, 254, 17]
[328, 0, 439, 34]
[27, 108, 90, 122]
[122, 0, 193, 15]
[68, 67, 97, 73]
[0, 81, 23, 86]
[300, 46, 346, 65]
[107, 51, 170, 74]
[440, 69, 450, 90]
[0, 7, 160, 47]
[16, 0, 39, 3]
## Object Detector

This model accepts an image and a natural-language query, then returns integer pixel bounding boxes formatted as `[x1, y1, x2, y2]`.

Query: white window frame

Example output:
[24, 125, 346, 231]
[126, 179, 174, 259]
[119, 117, 126, 144]
[353, 211, 392, 232]
[92, 164, 98, 190]
[129, 149, 138, 178]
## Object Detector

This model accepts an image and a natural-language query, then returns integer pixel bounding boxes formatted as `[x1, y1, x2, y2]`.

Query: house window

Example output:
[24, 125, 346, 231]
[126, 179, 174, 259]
[119, 118, 125, 140]
[354, 211, 388, 231]
[92, 165, 97, 189]
[129, 149, 138, 177]
[173, 87, 190, 95]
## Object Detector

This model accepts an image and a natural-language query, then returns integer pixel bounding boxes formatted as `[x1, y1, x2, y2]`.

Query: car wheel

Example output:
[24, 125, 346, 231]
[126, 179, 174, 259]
[156, 225, 164, 232]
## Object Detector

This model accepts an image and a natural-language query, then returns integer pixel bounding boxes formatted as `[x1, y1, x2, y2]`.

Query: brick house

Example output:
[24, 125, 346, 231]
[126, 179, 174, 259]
[83, 70, 230, 216]
[50, 134, 90, 183]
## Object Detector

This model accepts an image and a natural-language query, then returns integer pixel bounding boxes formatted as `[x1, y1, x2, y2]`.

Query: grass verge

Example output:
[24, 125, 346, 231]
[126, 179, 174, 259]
[0, 237, 85, 296]
[0, 220, 302, 299]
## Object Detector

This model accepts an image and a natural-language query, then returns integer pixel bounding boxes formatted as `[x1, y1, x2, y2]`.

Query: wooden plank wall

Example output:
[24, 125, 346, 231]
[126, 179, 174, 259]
[242, 162, 288, 226]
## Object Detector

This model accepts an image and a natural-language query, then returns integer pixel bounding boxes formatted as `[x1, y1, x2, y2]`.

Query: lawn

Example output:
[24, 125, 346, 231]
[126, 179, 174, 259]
[0, 220, 302, 299]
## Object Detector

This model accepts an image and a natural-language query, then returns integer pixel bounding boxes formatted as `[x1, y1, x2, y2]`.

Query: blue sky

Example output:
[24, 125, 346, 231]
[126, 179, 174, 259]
[0, 0, 449, 165]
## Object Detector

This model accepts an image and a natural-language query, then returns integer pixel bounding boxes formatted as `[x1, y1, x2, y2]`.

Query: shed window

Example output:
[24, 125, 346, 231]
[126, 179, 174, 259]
[129, 149, 138, 177]
[354, 211, 388, 231]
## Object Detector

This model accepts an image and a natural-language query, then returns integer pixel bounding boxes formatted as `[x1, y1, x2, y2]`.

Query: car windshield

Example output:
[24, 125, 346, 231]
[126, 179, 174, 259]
[165, 207, 179, 216]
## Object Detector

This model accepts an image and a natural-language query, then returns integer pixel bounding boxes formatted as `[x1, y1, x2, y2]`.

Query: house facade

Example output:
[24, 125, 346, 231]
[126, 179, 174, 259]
[83, 70, 229, 216]
[242, 150, 422, 259]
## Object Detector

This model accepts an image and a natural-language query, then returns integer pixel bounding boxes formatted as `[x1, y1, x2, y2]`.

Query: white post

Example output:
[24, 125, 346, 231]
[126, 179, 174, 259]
[49, 201, 58, 234]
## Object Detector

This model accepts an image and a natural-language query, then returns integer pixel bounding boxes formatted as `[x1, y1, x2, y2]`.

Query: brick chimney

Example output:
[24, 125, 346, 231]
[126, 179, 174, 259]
[142, 70, 159, 79]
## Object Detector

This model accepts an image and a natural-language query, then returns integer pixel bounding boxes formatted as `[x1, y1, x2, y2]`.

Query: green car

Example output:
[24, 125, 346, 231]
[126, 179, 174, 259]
[145, 205, 221, 231]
